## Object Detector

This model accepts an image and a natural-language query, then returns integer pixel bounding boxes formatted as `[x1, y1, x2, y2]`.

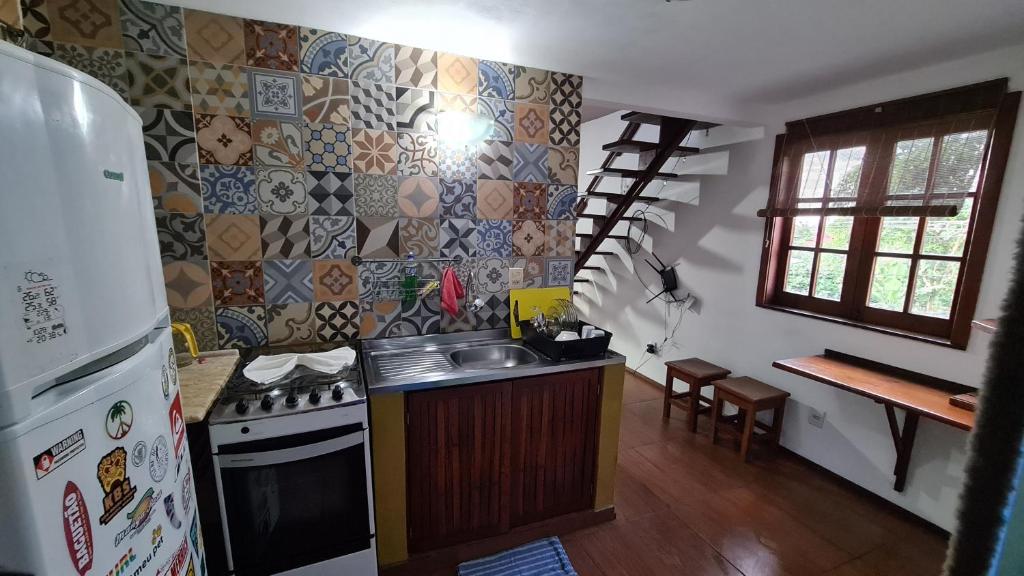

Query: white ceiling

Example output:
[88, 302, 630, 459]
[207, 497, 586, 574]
[168, 0, 1024, 107]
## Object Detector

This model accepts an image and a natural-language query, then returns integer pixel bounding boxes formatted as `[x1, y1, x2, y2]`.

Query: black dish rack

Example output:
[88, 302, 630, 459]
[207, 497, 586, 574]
[518, 320, 613, 362]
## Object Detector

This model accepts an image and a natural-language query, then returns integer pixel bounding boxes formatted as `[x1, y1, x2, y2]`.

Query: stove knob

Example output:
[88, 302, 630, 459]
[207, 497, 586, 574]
[260, 394, 274, 411]
[234, 399, 249, 415]
[308, 389, 322, 404]
[285, 391, 299, 408]
[331, 384, 344, 401]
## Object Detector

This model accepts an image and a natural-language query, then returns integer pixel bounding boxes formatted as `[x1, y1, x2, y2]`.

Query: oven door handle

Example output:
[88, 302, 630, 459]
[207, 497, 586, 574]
[217, 429, 364, 468]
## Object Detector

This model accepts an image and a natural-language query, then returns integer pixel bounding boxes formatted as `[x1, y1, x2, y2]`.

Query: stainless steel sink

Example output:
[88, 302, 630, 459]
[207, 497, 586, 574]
[449, 345, 539, 369]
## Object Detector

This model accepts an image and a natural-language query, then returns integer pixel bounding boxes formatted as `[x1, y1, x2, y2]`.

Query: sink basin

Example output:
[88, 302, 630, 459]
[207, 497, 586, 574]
[449, 345, 539, 369]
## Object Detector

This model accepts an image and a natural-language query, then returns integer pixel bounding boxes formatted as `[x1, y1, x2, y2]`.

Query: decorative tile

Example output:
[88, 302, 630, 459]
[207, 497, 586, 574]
[436, 93, 477, 114]
[356, 217, 400, 259]
[439, 218, 476, 260]
[350, 81, 395, 130]
[354, 174, 398, 217]
[211, 260, 264, 306]
[439, 178, 475, 218]
[515, 102, 550, 144]
[205, 214, 261, 260]
[348, 36, 394, 84]
[477, 140, 513, 181]
[250, 69, 300, 120]
[399, 218, 439, 257]
[266, 303, 316, 344]
[0, 0, 17, 28]
[476, 221, 512, 258]
[360, 299, 401, 339]
[156, 211, 205, 262]
[546, 258, 573, 287]
[252, 119, 303, 168]
[548, 146, 579, 185]
[548, 221, 576, 257]
[513, 142, 549, 183]
[170, 306, 218, 351]
[474, 257, 510, 294]
[149, 161, 200, 213]
[437, 53, 477, 95]
[216, 305, 267, 348]
[200, 165, 256, 214]
[352, 129, 397, 174]
[300, 74, 348, 124]
[476, 180, 514, 220]
[550, 72, 582, 109]
[397, 177, 440, 217]
[261, 214, 310, 259]
[548, 185, 578, 220]
[244, 19, 298, 71]
[196, 113, 252, 165]
[442, 305, 474, 333]
[307, 171, 354, 216]
[396, 132, 438, 176]
[550, 105, 581, 147]
[512, 220, 545, 257]
[356, 261, 401, 296]
[119, 0, 185, 57]
[515, 66, 550, 104]
[263, 259, 313, 304]
[395, 87, 435, 134]
[478, 97, 514, 141]
[163, 260, 212, 308]
[474, 294, 511, 330]
[400, 294, 441, 336]
[309, 215, 357, 259]
[303, 122, 350, 172]
[438, 142, 478, 181]
[478, 60, 514, 100]
[315, 300, 359, 341]
[124, 52, 189, 109]
[394, 45, 436, 89]
[50, 0, 122, 48]
[139, 107, 196, 163]
[53, 44, 128, 98]
[184, 9, 244, 65]
[511, 257, 545, 288]
[24, 38, 57, 57]
[188, 61, 249, 116]
[20, 0, 51, 41]
[256, 167, 307, 215]
[513, 182, 548, 220]
[299, 27, 347, 78]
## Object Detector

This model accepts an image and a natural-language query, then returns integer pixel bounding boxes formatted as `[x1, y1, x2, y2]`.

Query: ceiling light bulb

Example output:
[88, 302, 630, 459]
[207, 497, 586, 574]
[437, 110, 495, 146]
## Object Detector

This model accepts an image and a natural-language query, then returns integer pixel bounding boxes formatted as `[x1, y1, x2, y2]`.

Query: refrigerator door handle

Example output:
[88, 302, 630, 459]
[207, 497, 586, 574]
[217, 429, 364, 468]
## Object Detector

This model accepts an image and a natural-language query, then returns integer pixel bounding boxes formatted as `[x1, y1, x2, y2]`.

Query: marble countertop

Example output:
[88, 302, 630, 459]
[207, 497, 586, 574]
[178, 350, 240, 424]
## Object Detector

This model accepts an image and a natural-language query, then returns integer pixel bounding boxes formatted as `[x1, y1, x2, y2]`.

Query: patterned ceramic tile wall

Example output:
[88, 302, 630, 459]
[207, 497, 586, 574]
[15, 0, 582, 349]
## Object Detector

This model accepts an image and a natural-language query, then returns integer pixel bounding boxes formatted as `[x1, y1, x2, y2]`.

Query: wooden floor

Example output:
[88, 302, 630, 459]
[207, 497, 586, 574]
[396, 372, 950, 576]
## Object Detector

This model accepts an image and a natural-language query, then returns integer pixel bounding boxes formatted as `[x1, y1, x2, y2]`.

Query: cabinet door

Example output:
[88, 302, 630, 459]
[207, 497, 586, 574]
[406, 381, 511, 553]
[510, 368, 601, 527]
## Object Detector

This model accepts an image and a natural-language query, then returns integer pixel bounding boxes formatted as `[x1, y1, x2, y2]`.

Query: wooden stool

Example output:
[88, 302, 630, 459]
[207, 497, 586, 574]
[711, 377, 790, 462]
[663, 358, 732, 433]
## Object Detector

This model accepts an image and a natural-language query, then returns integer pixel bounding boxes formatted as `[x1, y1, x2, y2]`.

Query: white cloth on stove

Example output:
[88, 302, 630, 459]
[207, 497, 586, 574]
[242, 347, 356, 384]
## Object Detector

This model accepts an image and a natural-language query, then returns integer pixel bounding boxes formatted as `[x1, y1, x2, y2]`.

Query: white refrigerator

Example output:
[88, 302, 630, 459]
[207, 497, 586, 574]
[0, 41, 207, 576]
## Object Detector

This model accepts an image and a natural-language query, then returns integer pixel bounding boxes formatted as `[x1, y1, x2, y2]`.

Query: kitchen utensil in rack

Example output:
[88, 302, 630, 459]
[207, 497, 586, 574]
[351, 254, 462, 303]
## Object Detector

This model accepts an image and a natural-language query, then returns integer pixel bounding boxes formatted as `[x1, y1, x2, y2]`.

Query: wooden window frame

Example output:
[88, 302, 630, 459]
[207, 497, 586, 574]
[756, 81, 1020, 349]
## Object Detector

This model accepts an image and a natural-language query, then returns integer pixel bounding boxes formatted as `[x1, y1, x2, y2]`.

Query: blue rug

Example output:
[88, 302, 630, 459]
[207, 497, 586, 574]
[457, 537, 578, 576]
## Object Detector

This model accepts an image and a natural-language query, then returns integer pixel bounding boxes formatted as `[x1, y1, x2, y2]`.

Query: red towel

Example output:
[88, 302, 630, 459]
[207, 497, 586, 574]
[441, 266, 465, 316]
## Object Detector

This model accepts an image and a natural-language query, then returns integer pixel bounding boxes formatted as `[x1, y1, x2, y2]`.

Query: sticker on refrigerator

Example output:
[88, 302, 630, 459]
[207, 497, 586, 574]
[161, 364, 170, 400]
[131, 440, 147, 468]
[157, 537, 189, 576]
[130, 525, 165, 576]
[181, 470, 193, 517]
[189, 513, 206, 576]
[62, 481, 94, 576]
[168, 347, 178, 393]
[149, 435, 169, 482]
[168, 393, 186, 476]
[97, 447, 138, 525]
[185, 557, 196, 576]
[163, 493, 182, 529]
[106, 400, 134, 440]
[34, 428, 86, 480]
[16, 268, 67, 344]
[106, 547, 136, 576]
[114, 487, 161, 547]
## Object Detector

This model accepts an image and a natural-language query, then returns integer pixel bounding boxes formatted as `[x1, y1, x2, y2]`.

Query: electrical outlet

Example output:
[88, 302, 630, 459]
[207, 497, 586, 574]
[509, 267, 524, 289]
[808, 409, 827, 429]
[646, 341, 660, 355]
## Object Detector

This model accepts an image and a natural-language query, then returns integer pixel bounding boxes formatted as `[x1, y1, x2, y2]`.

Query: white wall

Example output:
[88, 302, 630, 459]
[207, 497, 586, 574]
[576, 43, 1024, 531]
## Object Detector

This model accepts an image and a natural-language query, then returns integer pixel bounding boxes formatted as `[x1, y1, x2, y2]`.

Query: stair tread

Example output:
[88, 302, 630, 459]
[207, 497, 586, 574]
[585, 190, 660, 202]
[621, 111, 718, 131]
[573, 278, 593, 283]
[586, 167, 695, 182]
[577, 232, 630, 240]
[602, 139, 700, 157]
[579, 213, 642, 222]
[577, 250, 614, 256]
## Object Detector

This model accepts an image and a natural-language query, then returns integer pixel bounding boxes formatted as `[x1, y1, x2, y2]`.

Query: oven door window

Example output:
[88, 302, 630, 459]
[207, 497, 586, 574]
[218, 425, 371, 575]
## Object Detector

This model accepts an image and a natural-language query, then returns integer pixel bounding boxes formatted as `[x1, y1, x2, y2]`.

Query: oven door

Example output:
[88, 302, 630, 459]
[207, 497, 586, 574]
[216, 423, 373, 575]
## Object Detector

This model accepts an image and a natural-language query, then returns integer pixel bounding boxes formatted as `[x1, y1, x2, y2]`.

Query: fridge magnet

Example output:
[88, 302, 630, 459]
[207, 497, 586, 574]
[115, 487, 161, 547]
[62, 481, 94, 576]
[105, 546, 136, 576]
[168, 347, 179, 390]
[181, 469, 194, 516]
[158, 537, 190, 576]
[168, 393, 186, 476]
[129, 525, 164, 576]
[163, 493, 183, 529]
[162, 364, 171, 400]
[189, 513, 207, 576]
[131, 440, 147, 468]
[17, 268, 67, 344]
[186, 557, 197, 576]
[105, 400, 134, 440]
[149, 435, 170, 483]
[96, 447, 138, 525]
[33, 428, 85, 480]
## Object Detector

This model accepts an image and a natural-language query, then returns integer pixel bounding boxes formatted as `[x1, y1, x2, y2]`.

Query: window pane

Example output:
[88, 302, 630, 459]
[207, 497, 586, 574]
[783, 250, 813, 295]
[868, 257, 911, 311]
[813, 253, 847, 301]
[933, 130, 988, 195]
[911, 260, 961, 318]
[821, 216, 853, 250]
[798, 151, 830, 199]
[830, 146, 866, 199]
[791, 216, 820, 247]
[922, 197, 973, 257]
[888, 137, 934, 196]
[877, 217, 919, 253]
